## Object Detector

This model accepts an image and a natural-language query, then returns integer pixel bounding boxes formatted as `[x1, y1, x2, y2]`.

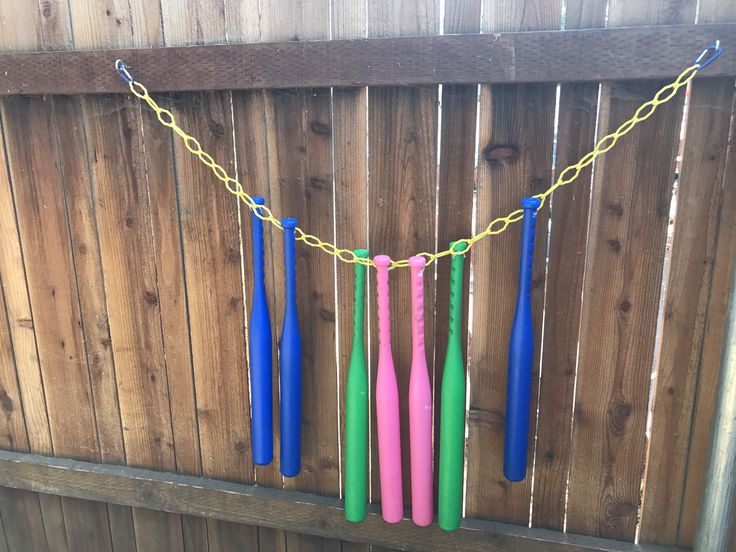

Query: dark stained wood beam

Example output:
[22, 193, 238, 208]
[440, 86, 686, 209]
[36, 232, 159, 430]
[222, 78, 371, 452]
[0, 449, 688, 552]
[0, 23, 733, 95]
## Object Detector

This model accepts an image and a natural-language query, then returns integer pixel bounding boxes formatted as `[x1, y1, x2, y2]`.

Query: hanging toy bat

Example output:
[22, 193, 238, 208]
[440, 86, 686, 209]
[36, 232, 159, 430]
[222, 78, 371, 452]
[438, 242, 467, 530]
[249, 197, 273, 465]
[504, 197, 541, 482]
[374, 255, 403, 523]
[408, 256, 433, 526]
[280, 217, 302, 477]
[344, 249, 369, 523]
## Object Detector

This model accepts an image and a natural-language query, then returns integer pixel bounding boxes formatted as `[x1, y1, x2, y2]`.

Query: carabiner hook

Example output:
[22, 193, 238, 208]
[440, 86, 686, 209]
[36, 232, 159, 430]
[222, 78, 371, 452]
[694, 40, 722, 71]
[115, 59, 134, 84]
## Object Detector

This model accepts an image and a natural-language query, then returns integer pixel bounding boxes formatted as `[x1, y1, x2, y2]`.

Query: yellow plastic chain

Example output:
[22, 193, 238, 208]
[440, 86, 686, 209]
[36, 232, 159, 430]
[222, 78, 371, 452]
[117, 56, 708, 269]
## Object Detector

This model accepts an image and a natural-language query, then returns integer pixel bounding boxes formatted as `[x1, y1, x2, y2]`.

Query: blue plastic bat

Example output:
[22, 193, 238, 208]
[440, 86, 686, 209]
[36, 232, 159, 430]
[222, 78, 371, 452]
[504, 196, 541, 482]
[280, 217, 302, 477]
[249, 197, 273, 465]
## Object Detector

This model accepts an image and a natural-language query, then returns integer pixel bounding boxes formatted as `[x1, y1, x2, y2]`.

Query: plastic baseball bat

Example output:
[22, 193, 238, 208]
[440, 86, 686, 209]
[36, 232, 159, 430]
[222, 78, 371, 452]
[504, 197, 541, 482]
[344, 249, 369, 523]
[374, 255, 403, 523]
[438, 242, 466, 531]
[249, 197, 273, 465]
[280, 217, 302, 477]
[408, 256, 433, 526]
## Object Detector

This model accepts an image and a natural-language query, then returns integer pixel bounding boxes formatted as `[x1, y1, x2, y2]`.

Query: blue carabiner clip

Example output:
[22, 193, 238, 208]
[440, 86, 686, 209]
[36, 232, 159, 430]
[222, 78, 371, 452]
[115, 59, 134, 84]
[694, 40, 722, 71]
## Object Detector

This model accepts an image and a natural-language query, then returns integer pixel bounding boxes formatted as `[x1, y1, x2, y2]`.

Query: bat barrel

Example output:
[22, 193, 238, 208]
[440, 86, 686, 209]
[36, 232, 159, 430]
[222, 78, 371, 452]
[345, 249, 369, 522]
[438, 242, 467, 530]
[408, 256, 433, 526]
[280, 217, 302, 477]
[504, 197, 541, 482]
[250, 197, 273, 465]
[374, 255, 404, 523]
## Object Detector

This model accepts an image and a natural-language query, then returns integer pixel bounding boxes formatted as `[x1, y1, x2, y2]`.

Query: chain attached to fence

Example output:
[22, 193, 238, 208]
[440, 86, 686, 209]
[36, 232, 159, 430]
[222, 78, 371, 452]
[114, 42, 721, 270]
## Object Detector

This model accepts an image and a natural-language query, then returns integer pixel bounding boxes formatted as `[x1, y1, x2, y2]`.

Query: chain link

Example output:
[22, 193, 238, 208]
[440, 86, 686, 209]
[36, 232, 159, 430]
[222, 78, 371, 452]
[125, 63, 700, 270]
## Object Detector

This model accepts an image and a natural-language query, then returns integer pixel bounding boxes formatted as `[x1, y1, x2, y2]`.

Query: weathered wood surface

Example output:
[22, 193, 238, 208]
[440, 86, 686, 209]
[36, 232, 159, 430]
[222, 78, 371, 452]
[531, 0, 607, 531]
[465, 0, 557, 526]
[0, 0, 734, 549]
[0, 451, 689, 552]
[0, 23, 733, 95]
[566, 0, 696, 541]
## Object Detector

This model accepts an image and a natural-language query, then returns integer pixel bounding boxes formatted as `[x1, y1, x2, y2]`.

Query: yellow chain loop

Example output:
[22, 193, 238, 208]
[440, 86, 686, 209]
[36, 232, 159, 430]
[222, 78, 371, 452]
[126, 64, 700, 270]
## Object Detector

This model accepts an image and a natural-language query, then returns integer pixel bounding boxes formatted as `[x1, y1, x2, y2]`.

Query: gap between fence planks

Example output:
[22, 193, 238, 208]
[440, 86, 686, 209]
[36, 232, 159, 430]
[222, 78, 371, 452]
[0, 23, 734, 95]
[0, 450, 691, 552]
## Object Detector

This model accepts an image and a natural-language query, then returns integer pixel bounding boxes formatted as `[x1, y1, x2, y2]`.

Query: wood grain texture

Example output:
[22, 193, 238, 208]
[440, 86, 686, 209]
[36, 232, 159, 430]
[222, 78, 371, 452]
[0, 450, 691, 552]
[638, 77, 735, 545]
[159, 0, 260, 548]
[531, 0, 606, 531]
[431, 0, 480, 507]
[671, 3, 736, 545]
[3, 24, 736, 95]
[565, 0, 696, 540]
[0, 269, 54, 552]
[464, 0, 557, 525]
[367, 0, 439, 514]
[676, 83, 736, 548]
[67, 0, 192, 548]
[0, 2, 82, 549]
[259, 2, 341, 551]
[2, 93, 115, 552]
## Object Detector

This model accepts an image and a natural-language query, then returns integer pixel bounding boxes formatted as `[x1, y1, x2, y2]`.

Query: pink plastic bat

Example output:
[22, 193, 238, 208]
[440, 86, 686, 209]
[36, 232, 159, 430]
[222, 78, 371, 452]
[408, 256, 433, 526]
[374, 255, 403, 523]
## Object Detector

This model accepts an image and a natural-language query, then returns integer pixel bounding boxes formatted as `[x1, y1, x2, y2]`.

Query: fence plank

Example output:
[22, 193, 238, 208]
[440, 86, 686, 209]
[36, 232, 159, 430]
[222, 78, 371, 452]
[0, 3, 93, 550]
[2, 94, 115, 552]
[565, 0, 697, 540]
[3, 24, 736, 95]
[37, 2, 137, 548]
[0, 450, 691, 552]
[639, 77, 736, 545]
[260, 2, 341, 551]
[676, 86, 736, 548]
[51, 94, 138, 552]
[0, 268, 54, 552]
[367, 2, 439, 524]
[531, 0, 607, 531]
[331, 1, 370, 551]
[465, 0, 558, 525]
[67, 0, 194, 548]
[432, 0, 481, 508]
[158, 0, 262, 549]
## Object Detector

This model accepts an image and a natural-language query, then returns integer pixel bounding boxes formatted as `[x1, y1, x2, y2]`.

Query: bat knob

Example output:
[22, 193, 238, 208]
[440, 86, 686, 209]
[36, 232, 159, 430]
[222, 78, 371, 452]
[521, 197, 541, 210]
[374, 255, 391, 268]
[282, 217, 298, 230]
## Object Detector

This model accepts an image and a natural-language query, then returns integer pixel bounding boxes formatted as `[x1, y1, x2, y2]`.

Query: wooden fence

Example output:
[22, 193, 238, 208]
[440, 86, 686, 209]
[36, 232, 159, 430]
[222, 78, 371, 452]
[0, 0, 734, 550]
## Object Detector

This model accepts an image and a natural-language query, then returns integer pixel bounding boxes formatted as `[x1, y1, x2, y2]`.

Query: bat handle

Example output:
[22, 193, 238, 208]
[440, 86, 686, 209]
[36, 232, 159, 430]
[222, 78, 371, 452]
[374, 255, 403, 523]
[280, 217, 302, 477]
[250, 197, 273, 465]
[345, 249, 369, 522]
[438, 242, 466, 531]
[408, 256, 433, 526]
[504, 197, 541, 482]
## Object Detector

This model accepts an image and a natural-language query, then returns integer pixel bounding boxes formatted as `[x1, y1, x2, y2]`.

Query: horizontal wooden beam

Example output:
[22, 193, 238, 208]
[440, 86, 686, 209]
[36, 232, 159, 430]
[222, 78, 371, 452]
[0, 450, 687, 552]
[0, 23, 733, 95]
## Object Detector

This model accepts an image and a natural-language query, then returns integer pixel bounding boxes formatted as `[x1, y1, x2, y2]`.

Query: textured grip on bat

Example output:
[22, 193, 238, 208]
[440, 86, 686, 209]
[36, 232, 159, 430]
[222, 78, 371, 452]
[408, 256, 432, 526]
[504, 197, 541, 482]
[280, 217, 302, 477]
[438, 243, 467, 531]
[374, 255, 403, 523]
[250, 197, 273, 465]
[345, 249, 369, 523]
